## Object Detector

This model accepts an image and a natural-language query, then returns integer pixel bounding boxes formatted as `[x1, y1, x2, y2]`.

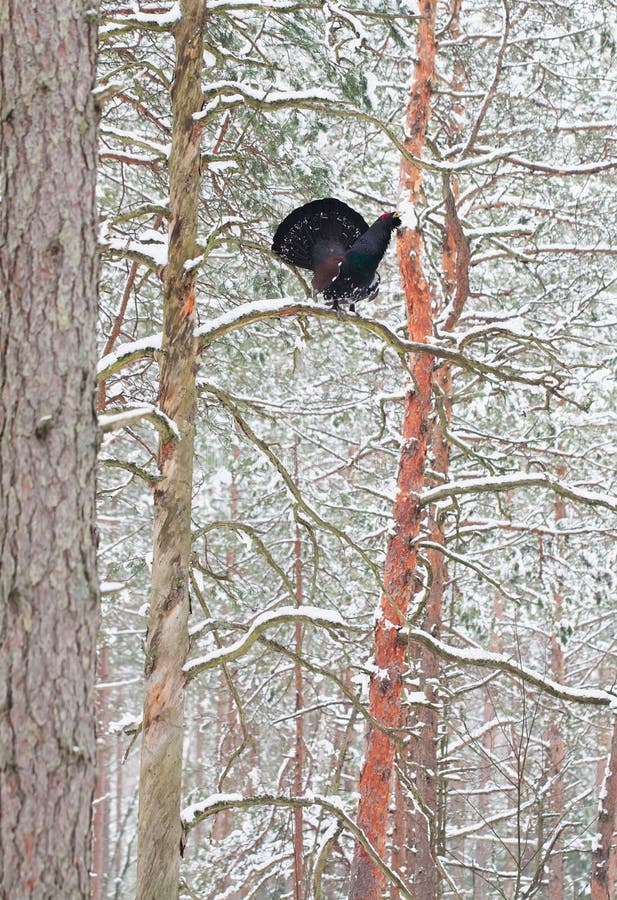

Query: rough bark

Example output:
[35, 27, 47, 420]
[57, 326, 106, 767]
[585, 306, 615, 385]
[400, 2, 466, 888]
[349, 5, 437, 897]
[0, 1, 100, 895]
[135, 2, 204, 897]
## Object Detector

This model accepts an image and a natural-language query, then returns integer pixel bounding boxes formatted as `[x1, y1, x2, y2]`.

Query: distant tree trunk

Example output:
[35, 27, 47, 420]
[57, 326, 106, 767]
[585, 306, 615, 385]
[547, 487, 566, 898]
[391, 771, 408, 897]
[293, 514, 305, 900]
[405, 525, 446, 899]
[211, 443, 240, 844]
[591, 717, 617, 900]
[475, 594, 504, 896]
[113, 728, 124, 885]
[0, 1, 100, 895]
[135, 1, 204, 897]
[348, 5, 437, 898]
[93, 643, 111, 900]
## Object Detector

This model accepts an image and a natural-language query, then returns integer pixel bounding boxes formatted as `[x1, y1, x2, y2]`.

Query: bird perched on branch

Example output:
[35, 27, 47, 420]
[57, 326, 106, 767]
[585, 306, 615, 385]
[272, 198, 401, 311]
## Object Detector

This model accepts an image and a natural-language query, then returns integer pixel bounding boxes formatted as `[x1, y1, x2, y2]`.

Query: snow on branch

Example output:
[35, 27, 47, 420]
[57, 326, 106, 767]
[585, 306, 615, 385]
[97, 333, 162, 382]
[508, 154, 617, 176]
[405, 629, 616, 708]
[97, 298, 561, 389]
[98, 404, 180, 441]
[196, 298, 560, 388]
[181, 792, 412, 899]
[100, 2, 181, 37]
[100, 125, 171, 160]
[196, 82, 341, 120]
[207, 0, 318, 9]
[184, 606, 345, 679]
[104, 232, 168, 268]
[420, 472, 617, 514]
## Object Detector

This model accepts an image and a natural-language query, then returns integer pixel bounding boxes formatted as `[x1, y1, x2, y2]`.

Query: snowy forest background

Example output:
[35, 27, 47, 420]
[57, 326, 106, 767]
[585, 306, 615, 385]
[90, 0, 617, 897]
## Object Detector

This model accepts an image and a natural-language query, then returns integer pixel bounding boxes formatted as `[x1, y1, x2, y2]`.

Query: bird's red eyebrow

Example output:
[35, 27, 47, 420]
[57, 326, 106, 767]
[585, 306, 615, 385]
[380, 212, 391, 219]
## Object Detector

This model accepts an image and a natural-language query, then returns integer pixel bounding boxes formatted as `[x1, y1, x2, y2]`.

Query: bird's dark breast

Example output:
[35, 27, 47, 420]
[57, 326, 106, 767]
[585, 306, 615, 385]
[344, 250, 378, 274]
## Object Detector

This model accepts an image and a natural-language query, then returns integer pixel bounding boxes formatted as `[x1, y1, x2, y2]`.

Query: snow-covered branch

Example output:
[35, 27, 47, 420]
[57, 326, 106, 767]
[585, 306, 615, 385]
[100, 2, 181, 37]
[405, 629, 616, 707]
[420, 473, 617, 514]
[98, 404, 180, 441]
[208, 0, 318, 10]
[508, 154, 617, 176]
[100, 125, 170, 160]
[184, 606, 345, 679]
[96, 298, 562, 389]
[196, 298, 562, 389]
[97, 333, 162, 381]
[181, 792, 412, 899]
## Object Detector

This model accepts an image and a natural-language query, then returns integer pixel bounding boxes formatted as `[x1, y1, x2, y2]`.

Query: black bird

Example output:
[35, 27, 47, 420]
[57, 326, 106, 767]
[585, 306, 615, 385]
[272, 198, 401, 310]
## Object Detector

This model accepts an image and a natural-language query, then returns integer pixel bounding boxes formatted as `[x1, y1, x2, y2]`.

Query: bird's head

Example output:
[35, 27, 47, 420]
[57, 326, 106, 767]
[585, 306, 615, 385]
[380, 211, 402, 229]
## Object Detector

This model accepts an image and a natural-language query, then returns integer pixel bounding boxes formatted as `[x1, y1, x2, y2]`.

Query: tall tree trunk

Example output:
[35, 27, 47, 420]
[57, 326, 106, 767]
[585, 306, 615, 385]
[293, 513, 305, 900]
[0, 1, 100, 895]
[349, 5, 437, 898]
[93, 643, 111, 900]
[591, 717, 617, 900]
[475, 593, 504, 896]
[401, 1, 467, 887]
[391, 771, 409, 897]
[405, 518, 446, 899]
[211, 441, 240, 844]
[135, 2, 204, 897]
[547, 488, 566, 898]
[113, 726, 124, 887]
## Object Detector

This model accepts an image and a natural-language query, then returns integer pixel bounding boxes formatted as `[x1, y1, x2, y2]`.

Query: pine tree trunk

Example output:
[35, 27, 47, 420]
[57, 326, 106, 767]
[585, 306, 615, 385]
[0, 1, 99, 895]
[547, 488, 566, 898]
[93, 643, 111, 900]
[135, 2, 204, 897]
[591, 717, 617, 900]
[293, 517, 305, 900]
[475, 594, 504, 895]
[348, 8, 437, 898]
[404, 368, 453, 899]
[405, 539, 445, 899]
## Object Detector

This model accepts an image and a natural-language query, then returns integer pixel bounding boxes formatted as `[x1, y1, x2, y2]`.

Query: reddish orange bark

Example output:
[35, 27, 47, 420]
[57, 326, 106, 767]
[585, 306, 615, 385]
[349, 5, 437, 897]
[398, 4, 467, 887]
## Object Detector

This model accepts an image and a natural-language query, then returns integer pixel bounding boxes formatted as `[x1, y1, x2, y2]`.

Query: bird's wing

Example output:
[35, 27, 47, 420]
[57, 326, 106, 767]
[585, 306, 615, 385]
[312, 254, 344, 292]
[272, 198, 369, 271]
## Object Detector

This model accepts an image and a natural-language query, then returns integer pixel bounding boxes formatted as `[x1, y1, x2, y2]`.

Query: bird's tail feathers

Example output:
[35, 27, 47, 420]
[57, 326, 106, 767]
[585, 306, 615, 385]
[271, 198, 369, 271]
